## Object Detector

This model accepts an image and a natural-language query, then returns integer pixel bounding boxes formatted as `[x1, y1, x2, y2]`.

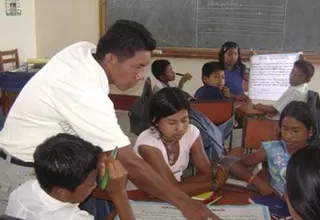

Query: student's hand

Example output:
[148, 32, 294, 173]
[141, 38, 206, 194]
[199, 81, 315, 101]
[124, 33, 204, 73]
[253, 179, 278, 195]
[222, 87, 230, 98]
[180, 73, 192, 83]
[213, 164, 229, 190]
[253, 103, 264, 110]
[235, 94, 251, 103]
[106, 158, 128, 195]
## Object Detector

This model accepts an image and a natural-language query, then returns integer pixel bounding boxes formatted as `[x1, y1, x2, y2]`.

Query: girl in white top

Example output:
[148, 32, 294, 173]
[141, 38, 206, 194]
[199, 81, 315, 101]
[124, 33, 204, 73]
[127, 87, 228, 196]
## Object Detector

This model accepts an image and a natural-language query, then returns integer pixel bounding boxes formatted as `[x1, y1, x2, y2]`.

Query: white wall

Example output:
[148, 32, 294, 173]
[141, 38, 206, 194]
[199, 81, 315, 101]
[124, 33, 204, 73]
[0, 0, 37, 62]
[34, 0, 100, 58]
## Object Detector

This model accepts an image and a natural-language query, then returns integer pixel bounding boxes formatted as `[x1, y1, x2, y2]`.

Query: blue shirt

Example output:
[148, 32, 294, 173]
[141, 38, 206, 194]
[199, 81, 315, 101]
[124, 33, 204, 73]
[194, 85, 226, 100]
[263, 140, 290, 196]
[225, 65, 244, 95]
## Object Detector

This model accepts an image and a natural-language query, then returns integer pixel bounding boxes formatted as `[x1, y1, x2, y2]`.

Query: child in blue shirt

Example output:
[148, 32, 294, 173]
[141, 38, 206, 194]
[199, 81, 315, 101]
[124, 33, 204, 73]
[194, 61, 230, 100]
[218, 41, 250, 102]
[231, 101, 316, 196]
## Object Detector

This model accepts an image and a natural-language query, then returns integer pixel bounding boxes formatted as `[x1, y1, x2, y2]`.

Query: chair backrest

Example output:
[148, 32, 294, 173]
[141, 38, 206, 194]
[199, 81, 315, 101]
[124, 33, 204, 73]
[0, 49, 20, 71]
[242, 118, 279, 150]
[129, 77, 153, 135]
[190, 99, 234, 125]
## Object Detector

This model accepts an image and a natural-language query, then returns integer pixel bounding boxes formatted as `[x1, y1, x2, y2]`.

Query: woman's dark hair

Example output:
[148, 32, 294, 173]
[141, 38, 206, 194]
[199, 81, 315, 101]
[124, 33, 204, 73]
[151, 59, 171, 80]
[286, 146, 320, 220]
[218, 41, 246, 77]
[279, 101, 317, 142]
[149, 87, 190, 127]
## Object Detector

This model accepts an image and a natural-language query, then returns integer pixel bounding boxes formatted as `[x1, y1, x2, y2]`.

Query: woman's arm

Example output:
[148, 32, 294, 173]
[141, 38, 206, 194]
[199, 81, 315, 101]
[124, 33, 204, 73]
[231, 148, 277, 195]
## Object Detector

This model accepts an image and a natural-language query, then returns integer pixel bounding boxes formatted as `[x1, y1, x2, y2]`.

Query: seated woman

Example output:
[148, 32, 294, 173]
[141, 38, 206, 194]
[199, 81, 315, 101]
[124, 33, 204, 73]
[127, 87, 228, 196]
[285, 146, 320, 220]
[231, 101, 316, 197]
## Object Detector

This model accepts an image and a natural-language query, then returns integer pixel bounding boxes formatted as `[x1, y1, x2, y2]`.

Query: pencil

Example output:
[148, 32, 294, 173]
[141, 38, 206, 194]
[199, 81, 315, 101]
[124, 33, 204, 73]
[100, 147, 119, 190]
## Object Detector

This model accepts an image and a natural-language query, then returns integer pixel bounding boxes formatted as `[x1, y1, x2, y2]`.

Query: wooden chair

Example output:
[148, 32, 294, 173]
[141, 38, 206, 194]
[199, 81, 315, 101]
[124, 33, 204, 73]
[0, 49, 19, 71]
[190, 99, 234, 151]
[229, 118, 279, 158]
[191, 99, 234, 125]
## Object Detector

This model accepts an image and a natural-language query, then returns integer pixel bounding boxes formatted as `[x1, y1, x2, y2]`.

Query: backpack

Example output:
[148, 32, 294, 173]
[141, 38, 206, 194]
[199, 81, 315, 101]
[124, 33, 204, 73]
[128, 77, 153, 136]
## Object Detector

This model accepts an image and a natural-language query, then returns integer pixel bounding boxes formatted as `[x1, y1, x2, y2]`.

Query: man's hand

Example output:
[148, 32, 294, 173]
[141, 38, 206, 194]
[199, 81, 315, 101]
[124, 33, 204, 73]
[181, 200, 220, 220]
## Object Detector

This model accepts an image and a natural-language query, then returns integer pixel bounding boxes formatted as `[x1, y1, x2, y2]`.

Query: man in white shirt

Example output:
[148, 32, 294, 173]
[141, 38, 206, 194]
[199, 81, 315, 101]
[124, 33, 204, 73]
[0, 19, 217, 219]
[254, 60, 314, 116]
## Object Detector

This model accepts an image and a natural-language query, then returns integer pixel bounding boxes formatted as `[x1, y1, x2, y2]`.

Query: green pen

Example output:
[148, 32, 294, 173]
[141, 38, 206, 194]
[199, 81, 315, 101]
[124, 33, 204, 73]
[100, 146, 119, 190]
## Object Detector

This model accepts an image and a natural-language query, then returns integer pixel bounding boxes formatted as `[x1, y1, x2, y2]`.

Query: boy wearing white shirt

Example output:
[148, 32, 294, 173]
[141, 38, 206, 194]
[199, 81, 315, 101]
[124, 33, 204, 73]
[254, 60, 314, 116]
[6, 134, 134, 220]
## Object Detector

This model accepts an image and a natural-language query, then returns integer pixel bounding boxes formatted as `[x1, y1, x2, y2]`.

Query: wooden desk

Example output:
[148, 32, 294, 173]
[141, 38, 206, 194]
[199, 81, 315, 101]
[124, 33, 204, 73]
[236, 103, 266, 118]
[92, 184, 256, 205]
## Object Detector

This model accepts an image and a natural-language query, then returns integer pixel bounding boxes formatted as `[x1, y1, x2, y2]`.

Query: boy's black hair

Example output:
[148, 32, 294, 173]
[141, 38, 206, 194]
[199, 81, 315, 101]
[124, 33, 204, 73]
[33, 133, 102, 193]
[151, 59, 171, 80]
[294, 60, 314, 79]
[201, 61, 224, 84]
[95, 19, 156, 62]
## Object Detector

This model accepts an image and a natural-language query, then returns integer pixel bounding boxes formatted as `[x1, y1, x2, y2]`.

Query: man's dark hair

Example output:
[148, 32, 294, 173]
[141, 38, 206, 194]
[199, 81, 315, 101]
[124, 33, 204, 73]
[33, 133, 102, 192]
[95, 19, 157, 62]
[151, 59, 171, 80]
[294, 60, 315, 79]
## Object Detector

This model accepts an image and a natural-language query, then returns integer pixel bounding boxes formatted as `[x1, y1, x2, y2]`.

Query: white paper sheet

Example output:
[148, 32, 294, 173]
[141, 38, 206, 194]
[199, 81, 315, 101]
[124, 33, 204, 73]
[249, 53, 301, 101]
[123, 202, 271, 220]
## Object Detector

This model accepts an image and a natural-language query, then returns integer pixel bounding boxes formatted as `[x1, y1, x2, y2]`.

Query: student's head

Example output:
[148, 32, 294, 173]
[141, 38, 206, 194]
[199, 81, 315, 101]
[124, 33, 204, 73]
[201, 61, 225, 89]
[289, 60, 314, 86]
[150, 87, 190, 142]
[218, 41, 242, 68]
[279, 101, 316, 151]
[286, 147, 320, 220]
[95, 19, 156, 91]
[151, 59, 175, 83]
[33, 133, 102, 203]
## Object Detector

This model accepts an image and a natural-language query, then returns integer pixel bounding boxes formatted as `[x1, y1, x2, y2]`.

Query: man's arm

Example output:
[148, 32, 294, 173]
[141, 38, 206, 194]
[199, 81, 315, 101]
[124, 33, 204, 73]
[116, 146, 219, 220]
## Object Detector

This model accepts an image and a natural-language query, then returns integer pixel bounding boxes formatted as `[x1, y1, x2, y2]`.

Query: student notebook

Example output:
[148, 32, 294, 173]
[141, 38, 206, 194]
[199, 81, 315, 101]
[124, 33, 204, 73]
[249, 195, 291, 219]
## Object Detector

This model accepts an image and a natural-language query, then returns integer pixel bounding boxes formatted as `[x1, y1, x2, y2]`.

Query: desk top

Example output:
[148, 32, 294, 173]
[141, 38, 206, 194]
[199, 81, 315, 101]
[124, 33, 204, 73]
[236, 103, 266, 117]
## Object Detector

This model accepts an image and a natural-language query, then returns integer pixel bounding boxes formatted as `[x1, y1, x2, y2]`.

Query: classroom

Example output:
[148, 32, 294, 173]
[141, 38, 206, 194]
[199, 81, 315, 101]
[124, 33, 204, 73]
[1, 0, 320, 220]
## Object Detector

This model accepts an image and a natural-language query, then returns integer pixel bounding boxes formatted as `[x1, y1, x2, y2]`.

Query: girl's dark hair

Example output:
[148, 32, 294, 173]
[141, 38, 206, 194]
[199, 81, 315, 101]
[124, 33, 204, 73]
[279, 101, 317, 142]
[149, 87, 190, 126]
[286, 146, 320, 220]
[218, 41, 246, 77]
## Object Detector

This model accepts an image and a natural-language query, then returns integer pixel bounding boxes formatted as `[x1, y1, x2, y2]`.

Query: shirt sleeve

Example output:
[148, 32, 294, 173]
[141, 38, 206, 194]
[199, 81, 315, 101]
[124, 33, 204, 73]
[50, 79, 130, 152]
[274, 87, 300, 113]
